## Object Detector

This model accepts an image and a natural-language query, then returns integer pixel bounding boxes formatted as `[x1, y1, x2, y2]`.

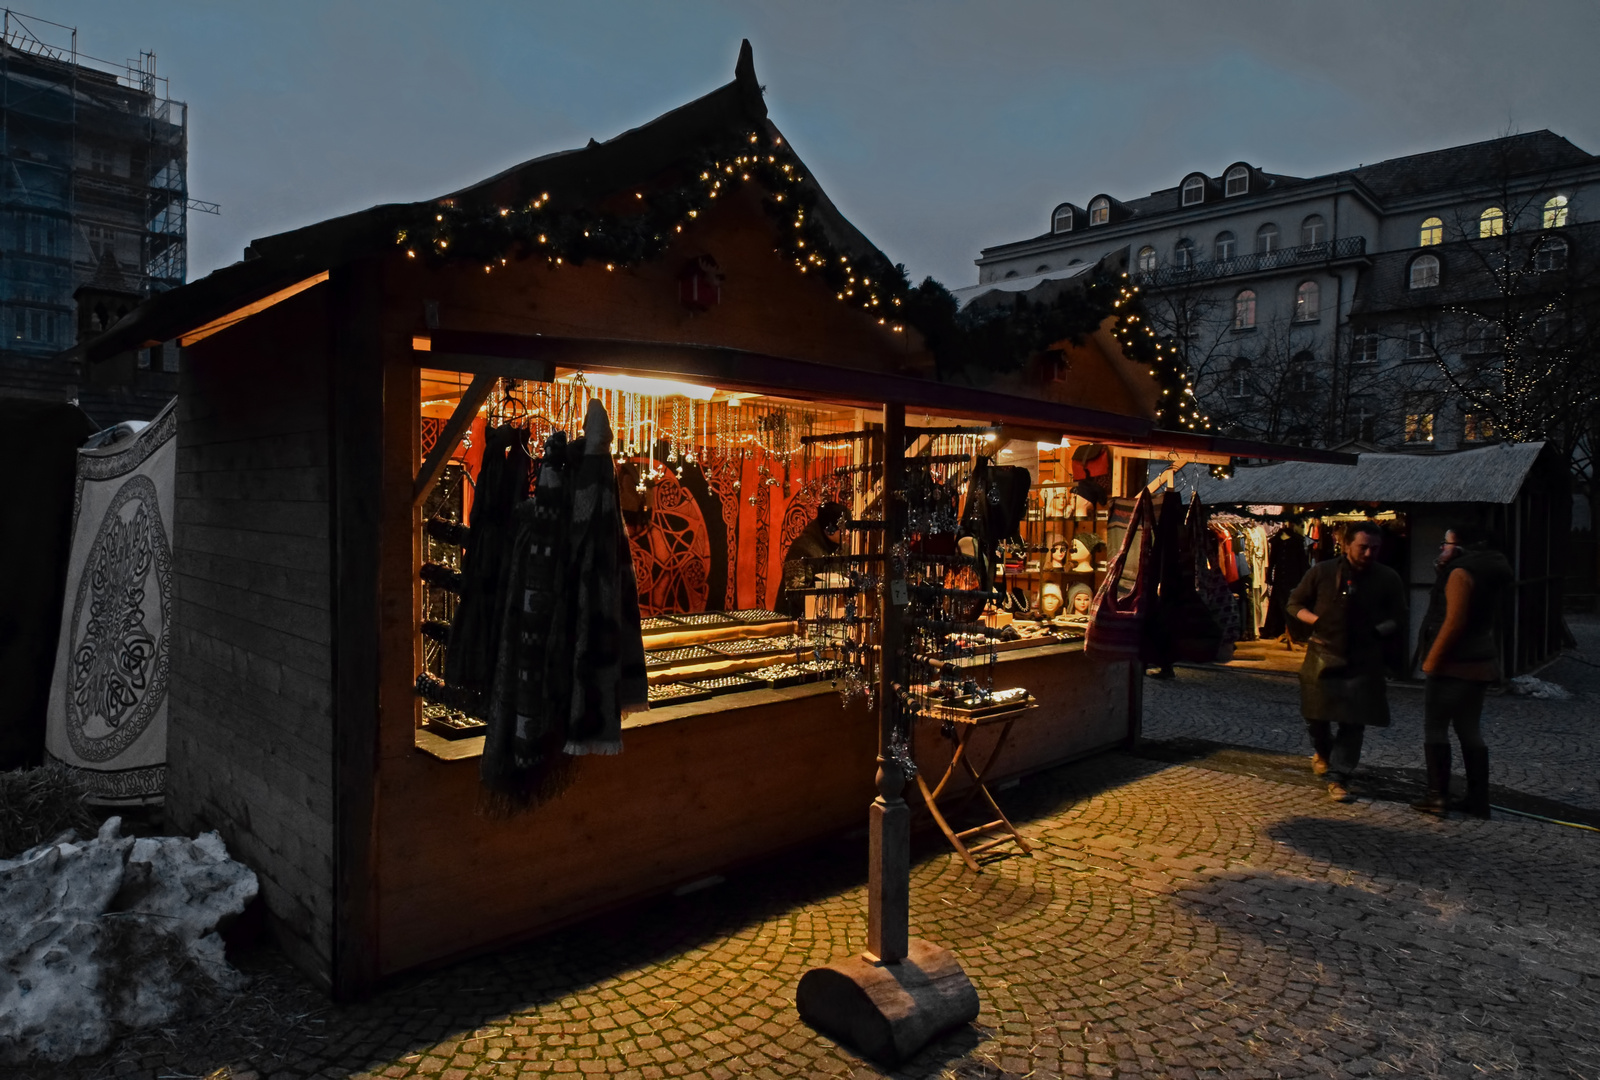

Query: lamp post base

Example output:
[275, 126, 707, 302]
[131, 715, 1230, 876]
[796, 938, 979, 1065]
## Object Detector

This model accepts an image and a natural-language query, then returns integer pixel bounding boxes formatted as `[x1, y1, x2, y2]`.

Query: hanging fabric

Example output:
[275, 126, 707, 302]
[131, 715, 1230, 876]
[444, 424, 531, 705]
[1085, 488, 1155, 661]
[480, 399, 647, 812]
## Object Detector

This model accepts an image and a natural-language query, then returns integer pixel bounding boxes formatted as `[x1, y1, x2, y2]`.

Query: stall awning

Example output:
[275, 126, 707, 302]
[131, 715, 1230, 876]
[1178, 441, 1546, 505]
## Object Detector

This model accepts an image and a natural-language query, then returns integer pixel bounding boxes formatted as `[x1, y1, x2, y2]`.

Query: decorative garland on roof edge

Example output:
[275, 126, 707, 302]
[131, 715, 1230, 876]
[396, 128, 1208, 431]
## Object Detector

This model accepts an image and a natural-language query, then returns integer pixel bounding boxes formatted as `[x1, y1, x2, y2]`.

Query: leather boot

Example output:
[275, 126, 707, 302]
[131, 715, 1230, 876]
[1454, 746, 1491, 819]
[1413, 743, 1452, 815]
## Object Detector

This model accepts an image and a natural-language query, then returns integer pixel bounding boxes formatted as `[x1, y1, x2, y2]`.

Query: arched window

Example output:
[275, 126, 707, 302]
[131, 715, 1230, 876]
[1293, 281, 1320, 322]
[1289, 351, 1315, 393]
[1301, 214, 1326, 246]
[1214, 230, 1236, 261]
[1181, 175, 1205, 206]
[1088, 196, 1111, 226]
[1419, 216, 1443, 246]
[1224, 165, 1249, 197]
[1174, 238, 1195, 270]
[1004, 270, 1019, 279]
[1480, 207, 1505, 238]
[1255, 223, 1279, 255]
[1544, 195, 1569, 229]
[1052, 204, 1074, 233]
[1136, 245, 1157, 272]
[1036, 264, 1052, 273]
[1535, 236, 1569, 272]
[1409, 254, 1440, 288]
[1233, 289, 1257, 329]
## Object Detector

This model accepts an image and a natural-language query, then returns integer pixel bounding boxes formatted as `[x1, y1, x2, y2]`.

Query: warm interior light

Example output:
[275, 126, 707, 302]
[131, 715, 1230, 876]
[559, 372, 717, 400]
[412, 335, 432, 352]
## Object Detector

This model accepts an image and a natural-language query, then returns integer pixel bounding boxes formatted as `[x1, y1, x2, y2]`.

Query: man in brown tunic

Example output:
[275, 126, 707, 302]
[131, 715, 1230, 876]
[1286, 521, 1407, 802]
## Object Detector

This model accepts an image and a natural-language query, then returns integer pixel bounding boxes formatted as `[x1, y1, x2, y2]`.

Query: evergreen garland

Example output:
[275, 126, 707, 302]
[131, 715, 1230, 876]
[397, 128, 1206, 431]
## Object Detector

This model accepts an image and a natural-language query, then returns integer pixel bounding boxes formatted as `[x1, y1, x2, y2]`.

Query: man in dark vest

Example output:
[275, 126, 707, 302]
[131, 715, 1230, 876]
[1413, 523, 1513, 818]
[776, 501, 848, 617]
[1286, 521, 1407, 802]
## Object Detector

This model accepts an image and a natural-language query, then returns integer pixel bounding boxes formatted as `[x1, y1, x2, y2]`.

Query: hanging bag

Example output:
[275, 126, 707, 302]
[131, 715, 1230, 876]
[1085, 488, 1155, 661]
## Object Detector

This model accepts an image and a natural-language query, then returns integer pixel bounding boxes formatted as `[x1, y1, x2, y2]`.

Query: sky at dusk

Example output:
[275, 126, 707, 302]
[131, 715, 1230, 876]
[37, 1, 1600, 288]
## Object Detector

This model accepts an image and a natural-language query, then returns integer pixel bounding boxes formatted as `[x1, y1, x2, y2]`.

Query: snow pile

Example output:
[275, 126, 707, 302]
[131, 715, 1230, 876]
[1507, 674, 1573, 700]
[0, 817, 258, 1064]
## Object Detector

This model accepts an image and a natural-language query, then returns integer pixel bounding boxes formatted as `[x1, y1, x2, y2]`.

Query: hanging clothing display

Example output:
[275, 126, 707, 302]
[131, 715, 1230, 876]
[445, 423, 532, 699]
[45, 399, 176, 806]
[481, 399, 648, 810]
[1261, 525, 1311, 640]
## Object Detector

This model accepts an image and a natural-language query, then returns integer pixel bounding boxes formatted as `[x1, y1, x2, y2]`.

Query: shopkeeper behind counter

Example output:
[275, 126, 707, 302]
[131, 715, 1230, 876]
[776, 501, 850, 617]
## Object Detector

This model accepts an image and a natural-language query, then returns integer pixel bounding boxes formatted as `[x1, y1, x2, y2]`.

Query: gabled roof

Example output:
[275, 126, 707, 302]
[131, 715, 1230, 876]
[1179, 441, 1548, 505]
[66, 41, 901, 366]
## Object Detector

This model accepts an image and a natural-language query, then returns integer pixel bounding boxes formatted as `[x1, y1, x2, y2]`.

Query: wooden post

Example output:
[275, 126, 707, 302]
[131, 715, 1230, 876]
[796, 399, 980, 1064]
[868, 402, 908, 964]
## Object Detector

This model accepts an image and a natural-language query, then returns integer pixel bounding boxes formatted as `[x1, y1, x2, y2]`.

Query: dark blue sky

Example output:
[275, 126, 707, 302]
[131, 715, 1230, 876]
[43, 1, 1600, 287]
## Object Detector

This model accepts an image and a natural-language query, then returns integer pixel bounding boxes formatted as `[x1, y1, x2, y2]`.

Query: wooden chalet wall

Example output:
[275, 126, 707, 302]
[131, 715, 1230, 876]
[165, 286, 341, 989]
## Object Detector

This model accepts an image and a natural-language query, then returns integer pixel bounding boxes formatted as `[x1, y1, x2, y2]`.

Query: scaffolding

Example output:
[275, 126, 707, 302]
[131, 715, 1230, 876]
[0, 8, 189, 397]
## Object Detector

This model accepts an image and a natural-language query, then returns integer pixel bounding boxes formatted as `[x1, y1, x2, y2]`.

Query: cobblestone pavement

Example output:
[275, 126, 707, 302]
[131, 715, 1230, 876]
[27, 726, 1600, 1079]
[1145, 615, 1600, 814]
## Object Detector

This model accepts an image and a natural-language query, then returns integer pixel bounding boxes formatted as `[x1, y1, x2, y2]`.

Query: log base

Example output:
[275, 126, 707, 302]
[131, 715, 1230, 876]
[796, 938, 979, 1065]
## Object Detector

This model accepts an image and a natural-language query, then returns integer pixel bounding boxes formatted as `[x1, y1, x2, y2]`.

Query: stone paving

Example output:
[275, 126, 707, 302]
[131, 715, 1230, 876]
[23, 623, 1600, 1080]
[1146, 615, 1600, 813]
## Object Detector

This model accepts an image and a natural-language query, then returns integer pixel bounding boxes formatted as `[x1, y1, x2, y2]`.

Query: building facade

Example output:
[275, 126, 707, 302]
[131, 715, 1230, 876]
[972, 132, 1600, 456]
[1, 12, 189, 421]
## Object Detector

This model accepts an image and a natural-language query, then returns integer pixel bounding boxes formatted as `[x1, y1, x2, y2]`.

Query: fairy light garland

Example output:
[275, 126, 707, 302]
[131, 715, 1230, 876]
[397, 128, 1203, 430]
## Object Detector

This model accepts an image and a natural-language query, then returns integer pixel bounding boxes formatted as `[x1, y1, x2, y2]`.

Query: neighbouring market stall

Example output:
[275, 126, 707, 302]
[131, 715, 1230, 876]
[1180, 441, 1571, 676]
[66, 43, 1351, 1000]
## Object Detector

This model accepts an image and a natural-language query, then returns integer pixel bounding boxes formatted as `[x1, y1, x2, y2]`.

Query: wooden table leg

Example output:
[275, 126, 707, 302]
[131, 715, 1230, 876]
[916, 732, 982, 873]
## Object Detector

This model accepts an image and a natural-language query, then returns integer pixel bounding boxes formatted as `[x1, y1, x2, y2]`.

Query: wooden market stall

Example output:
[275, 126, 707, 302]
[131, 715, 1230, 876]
[67, 43, 1351, 997]
[1183, 441, 1572, 677]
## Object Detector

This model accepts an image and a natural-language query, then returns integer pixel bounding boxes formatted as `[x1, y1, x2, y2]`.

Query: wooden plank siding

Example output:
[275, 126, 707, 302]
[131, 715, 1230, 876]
[371, 647, 1125, 977]
[165, 285, 341, 991]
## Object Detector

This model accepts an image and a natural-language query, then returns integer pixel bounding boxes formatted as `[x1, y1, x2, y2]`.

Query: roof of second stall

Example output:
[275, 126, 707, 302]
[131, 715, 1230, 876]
[1179, 441, 1548, 506]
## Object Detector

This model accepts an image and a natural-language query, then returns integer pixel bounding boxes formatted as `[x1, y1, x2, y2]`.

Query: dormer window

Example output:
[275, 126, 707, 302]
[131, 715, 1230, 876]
[1052, 204, 1074, 233]
[1181, 175, 1205, 206]
[1225, 165, 1249, 197]
[1088, 196, 1110, 226]
[1409, 254, 1440, 289]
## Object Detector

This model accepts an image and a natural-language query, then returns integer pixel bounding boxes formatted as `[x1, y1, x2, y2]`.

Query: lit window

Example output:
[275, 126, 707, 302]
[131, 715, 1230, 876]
[1463, 413, 1494, 442]
[1301, 214, 1326, 246]
[1052, 204, 1074, 233]
[1182, 176, 1205, 206]
[1136, 245, 1157, 272]
[1410, 254, 1440, 289]
[1214, 231, 1236, 261]
[1352, 333, 1379, 365]
[1293, 281, 1320, 321]
[1405, 328, 1433, 359]
[1480, 207, 1505, 238]
[1089, 197, 1110, 226]
[1174, 238, 1195, 270]
[1543, 195, 1569, 229]
[1405, 410, 1435, 443]
[1233, 289, 1257, 330]
[1534, 236, 1568, 272]
[1289, 351, 1315, 393]
[1419, 217, 1443, 246]
[1255, 223, 1279, 254]
[1225, 165, 1249, 197]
